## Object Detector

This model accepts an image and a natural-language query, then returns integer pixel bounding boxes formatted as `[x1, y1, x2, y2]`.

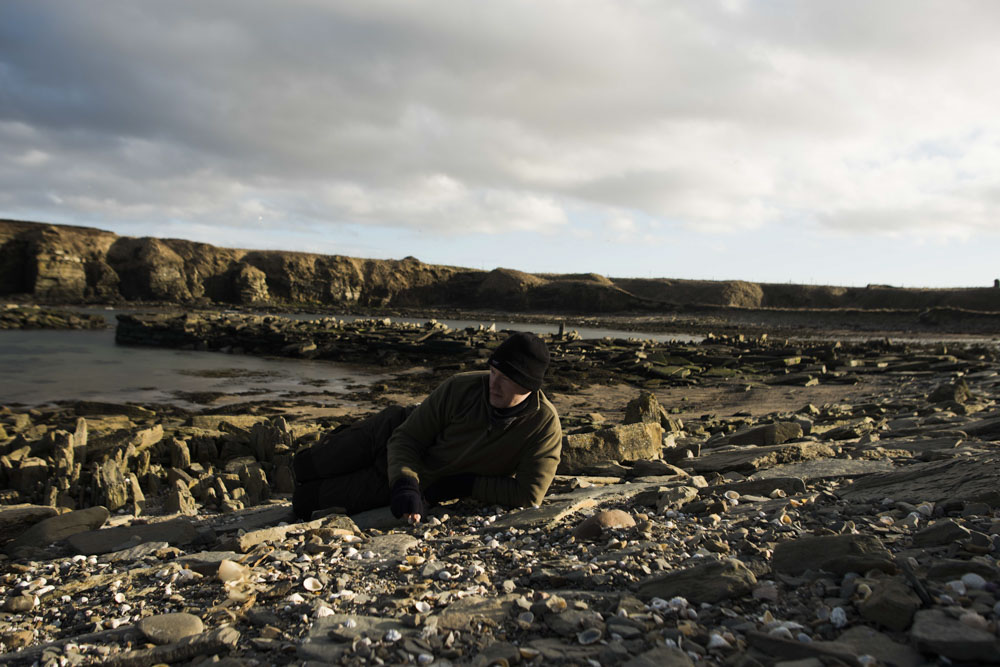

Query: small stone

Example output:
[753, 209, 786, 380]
[572, 509, 636, 539]
[3, 594, 37, 613]
[138, 612, 205, 645]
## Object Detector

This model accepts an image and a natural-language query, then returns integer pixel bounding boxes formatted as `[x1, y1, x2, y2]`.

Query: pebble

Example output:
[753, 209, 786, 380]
[137, 612, 205, 645]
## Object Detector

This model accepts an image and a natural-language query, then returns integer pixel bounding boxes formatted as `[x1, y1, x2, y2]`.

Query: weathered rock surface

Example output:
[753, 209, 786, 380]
[560, 422, 664, 473]
[638, 558, 758, 604]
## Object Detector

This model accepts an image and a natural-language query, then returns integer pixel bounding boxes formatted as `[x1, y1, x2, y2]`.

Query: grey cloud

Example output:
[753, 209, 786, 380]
[1, 0, 998, 244]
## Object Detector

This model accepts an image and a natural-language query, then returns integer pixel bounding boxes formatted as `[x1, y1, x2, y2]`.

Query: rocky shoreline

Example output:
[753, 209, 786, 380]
[1, 314, 999, 664]
[1, 305, 106, 330]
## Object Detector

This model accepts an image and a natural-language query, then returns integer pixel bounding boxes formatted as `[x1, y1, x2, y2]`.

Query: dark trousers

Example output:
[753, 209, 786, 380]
[292, 405, 412, 519]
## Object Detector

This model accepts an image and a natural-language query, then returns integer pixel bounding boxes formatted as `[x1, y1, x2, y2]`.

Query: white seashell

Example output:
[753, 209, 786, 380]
[707, 633, 731, 649]
[113, 592, 126, 604]
[217, 559, 248, 583]
[960, 573, 987, 590]
[414, 601, 431, 613]
[830, 606, 848, 628]
[286, 593, 306, 604]
[723, 490, 740, 501]
[385, 628, 402, 642]
[303, 577, 323, 592]
[72, 555, 87, 563]
[343, 618, 357, 628]
[314, 605, 335, 618]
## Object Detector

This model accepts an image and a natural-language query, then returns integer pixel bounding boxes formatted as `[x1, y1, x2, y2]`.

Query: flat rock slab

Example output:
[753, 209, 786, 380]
[910, 609, 1000, 663]
[867, 436, 963, 455]
[702, 477, 807, 498]
[365, 534, 418, 562]
[5, 506, 110, 558]
[772, 534, 894, 577]
[685, 442, 836, 475]
[751, 459, 894, 481]
[66, 518, 197, 555]
[231, 517, 326, 552]
[839, 454, 1000, 507]
[138, 612, 205, 644]
[206, 503, 297, 535]
[638, 558, 757, 604]
[0, 505, 59, 543]
[526, 638, 602, 663]
[174, 551, 241, 576]
[490, 488, 606, 530]
[745, 631, 862, 665]
[835, 626, 922, 667]
[98, 541, 169, 564]
[434, 594, 519, 630]
[188, 415, 269, 430]
[623, 646, 694, 667]
[300, 614, 414, 663]
[350, 506, 404, 531]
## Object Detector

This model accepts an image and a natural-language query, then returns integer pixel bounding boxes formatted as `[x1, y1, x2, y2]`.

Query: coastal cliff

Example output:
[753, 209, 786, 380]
[2, 219, 999, 316]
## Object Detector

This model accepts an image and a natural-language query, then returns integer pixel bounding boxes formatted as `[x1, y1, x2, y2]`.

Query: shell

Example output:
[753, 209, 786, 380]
[303, 577, 323, 592]
[217, 559, 248, 583]
[315, 605, 335, 618]
[414, 600, 431, 613]
[577, 628, 602, 645]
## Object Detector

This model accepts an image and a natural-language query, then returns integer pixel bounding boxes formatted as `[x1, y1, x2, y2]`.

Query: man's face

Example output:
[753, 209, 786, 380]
[488, 366, 531, 409]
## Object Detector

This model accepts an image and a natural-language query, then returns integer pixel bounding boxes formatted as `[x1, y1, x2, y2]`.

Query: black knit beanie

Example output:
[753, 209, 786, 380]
[488, 332, 550, 391]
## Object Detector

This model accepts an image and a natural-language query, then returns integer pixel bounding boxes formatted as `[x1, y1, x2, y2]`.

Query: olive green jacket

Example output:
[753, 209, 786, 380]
[387, 371, 562, 508]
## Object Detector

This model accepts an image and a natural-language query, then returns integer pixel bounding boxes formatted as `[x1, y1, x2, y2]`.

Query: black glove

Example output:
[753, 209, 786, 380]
[424, 474, 476, 504]
[390, 477, 426, 519]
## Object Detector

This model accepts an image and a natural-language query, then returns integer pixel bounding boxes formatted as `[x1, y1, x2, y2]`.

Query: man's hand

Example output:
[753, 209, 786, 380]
[390, 477, 426, 520]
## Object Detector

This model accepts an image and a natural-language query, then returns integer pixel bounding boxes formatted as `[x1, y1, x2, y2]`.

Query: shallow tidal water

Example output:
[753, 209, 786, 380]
[0, 328, 388, 409]
[0, 308, 706, 409]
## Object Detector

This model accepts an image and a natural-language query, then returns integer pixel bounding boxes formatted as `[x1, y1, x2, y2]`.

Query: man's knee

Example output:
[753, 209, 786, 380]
[292, 480, 319, 520]
[292, 447, 317, 484]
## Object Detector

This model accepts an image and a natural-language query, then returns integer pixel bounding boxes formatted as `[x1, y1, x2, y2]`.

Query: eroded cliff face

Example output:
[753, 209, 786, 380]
[2, 219, 1000, 314]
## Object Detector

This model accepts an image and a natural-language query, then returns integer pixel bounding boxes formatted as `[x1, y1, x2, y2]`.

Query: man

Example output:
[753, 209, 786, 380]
[292, 331, 562, 522]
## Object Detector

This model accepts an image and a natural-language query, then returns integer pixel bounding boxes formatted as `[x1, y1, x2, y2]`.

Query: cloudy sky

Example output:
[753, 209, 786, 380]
[2, 1, 998, 287]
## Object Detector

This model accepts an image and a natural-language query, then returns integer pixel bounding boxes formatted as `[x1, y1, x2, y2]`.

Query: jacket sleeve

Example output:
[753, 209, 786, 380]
[386, 378, 450, 485]
[473, 412, 562, 508]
